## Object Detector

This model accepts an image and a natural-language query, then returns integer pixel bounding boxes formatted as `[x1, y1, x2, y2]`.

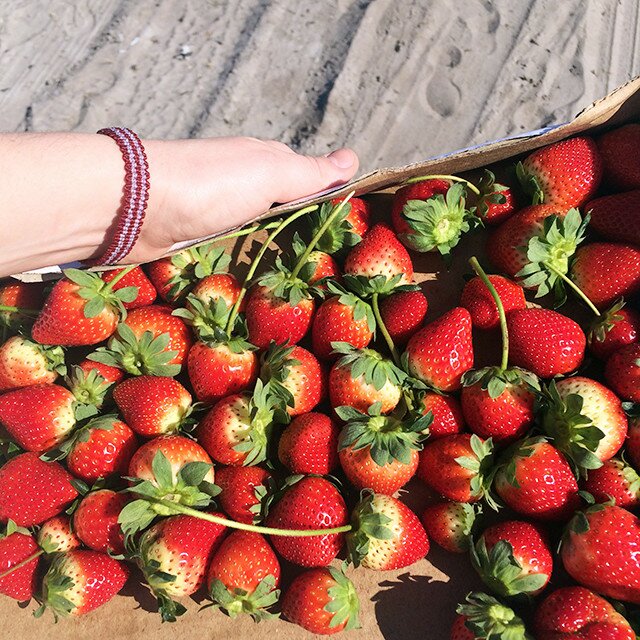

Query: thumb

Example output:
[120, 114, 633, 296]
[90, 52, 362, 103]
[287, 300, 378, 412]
[270, 148, 359, 204]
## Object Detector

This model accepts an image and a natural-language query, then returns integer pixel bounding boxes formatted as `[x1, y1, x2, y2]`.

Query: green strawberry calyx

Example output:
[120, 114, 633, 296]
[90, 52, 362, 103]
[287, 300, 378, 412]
[457, 591, 533, 640]
[66, 365, 111, 409]
[400, 182, 480, 256]
[474, 170, 509, 219]
[470, 537, 548, 598]
[455, 434, 499, 510]
[325, 562, 361, 631]
[336, 403, 431, 466]
[173, 294, 234, 340]
[462, 366, 540, 399]
[88, 323, 181, 377]
[309, 200, 361, 255]
[33, 554, 77, 620]
[346, 491, 394, 567]
[64, 267, 139, 320]
[259, 341, 302, 414]
[207, 574, 280, 622]
[537, 381, 605, 473]
[588, 298, 626, 347]
[516, 209, 592, 308]
[333, 343, 406, 391]
[516, 160, 546, 205]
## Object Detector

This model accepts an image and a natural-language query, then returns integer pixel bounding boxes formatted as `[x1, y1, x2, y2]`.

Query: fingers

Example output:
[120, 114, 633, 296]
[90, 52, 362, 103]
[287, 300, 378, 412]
[268, 147, 359, 204]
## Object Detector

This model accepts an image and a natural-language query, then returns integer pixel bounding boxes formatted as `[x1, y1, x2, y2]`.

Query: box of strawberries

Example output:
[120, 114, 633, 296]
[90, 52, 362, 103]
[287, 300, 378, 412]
[0, 75, 639, 640]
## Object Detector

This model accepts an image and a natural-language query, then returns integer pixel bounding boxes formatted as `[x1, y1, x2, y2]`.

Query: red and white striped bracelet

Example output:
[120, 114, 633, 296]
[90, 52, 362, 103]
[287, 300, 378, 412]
[93, 127, 150, 266]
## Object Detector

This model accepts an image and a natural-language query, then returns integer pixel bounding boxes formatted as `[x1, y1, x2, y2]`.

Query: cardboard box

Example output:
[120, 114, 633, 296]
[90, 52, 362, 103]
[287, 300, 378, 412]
[4, 75, 640, 639]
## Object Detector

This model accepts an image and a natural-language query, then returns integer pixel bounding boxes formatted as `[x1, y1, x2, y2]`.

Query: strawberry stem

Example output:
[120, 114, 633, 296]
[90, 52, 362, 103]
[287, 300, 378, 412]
[371, 293, 401, 367]
[289, 192, 355, 280]
[544, 264, 601, 317]
[404, 174, 481, 196]
[0, 305, 39, 316]
[225, 205, 319, 333]
[213, 221, 280, 243]
[469, 257, 509, 371]
[101, 263, 138, 292]
[0, 549, 44, 580]
[148, 498, 352, 537]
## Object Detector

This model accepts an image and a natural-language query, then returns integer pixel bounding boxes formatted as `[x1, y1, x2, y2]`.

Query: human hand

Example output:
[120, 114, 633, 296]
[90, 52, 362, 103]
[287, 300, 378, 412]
[130, 137, 359, 264]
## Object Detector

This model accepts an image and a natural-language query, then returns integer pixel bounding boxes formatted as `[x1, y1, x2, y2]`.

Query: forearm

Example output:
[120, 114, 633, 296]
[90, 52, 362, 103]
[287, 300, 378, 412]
[0, 132, 133, 276]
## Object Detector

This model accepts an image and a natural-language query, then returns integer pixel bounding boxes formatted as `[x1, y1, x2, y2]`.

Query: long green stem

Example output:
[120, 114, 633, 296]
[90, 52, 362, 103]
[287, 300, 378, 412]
[100, 263, 138, 291]
[149, 498, 352, 537]
[289, 192, 355, 280]
[469, 257, 509, 371]
[371, 293, 401, 367]
[0, 305, 39, 315]
[214, 221, 280, 243]
[224, 205, 319, 333]
[405, 174, 481, 196]
[544, 263, 601, 317]
[0, 549, 43, 580]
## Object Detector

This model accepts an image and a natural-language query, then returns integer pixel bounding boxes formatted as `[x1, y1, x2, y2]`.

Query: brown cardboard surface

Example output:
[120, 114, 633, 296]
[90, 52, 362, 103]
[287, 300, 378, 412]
[3, 76, 640, 638]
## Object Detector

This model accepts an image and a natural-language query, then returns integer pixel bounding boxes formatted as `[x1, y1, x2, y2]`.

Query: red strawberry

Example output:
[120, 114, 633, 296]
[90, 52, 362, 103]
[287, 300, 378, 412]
[0, 383, 76, 452]
[207, 531, 280, 620]
[347, 492, 429, 570]
[405, 307, 474, 392]
[0, 522, 40, 601]
[562, 504, 640, 604]
[311, 294, 374, 361]
[260, 343, 326, 416]
[265, 476, 348, 567]
[539, 378, 627, 469]
[605, 343, 640, 402]
[113, 375, 193, 437]
[379, 290, 428, 346]
[146, 243, 231, 303]
[461, 370, 538, 445]
[494, 438, 580, 521]
[245, 284, 315, 348]
[452, 592, 531, 640]
[101, 265, 156, 309]
[344, 224, 414, 284]
[417, 434, 494, 504]
[487, 204, 570, 279]
[460, 275, 526, 331]
[586, 190, 640, 247]
[66, 415, 138, 482]
[419, 392, 465, 438]
[31, 269, 133, 346]
[332, 195, 371, 237]
[337, 405, 429, 494]
[596, 123, 640, 191]
[215, 465, 272, 525]
[471, 520, 553, 597]
[197, 382, 276, 466]
[282, 564, 360, 635]
[189, 272, 242, 310]
[329, 346, 403, 414]
[188, 339, 258, 404]
[0, 281, 43, 331]
[581, 458, 640, 509]
[38, 550, 128, 617]
[507, 308, 586, 378]
[135, 513, 226, 620]
[534, 586, 635, 640]
[421, 501, 477, 553]
[278, 412, 340, 475]
[516, 136, 602, 208]
[128, 434, 215, 498]
[589, 301, 640, 360]
[37, 515, 80, 554]
[0, 336, 65, 391]
[73, 490, 127, 555]
[570, 243, 640, 309]
[124, 304, 192, 366]
[475, 170, 518, 225]
[307, 251, 341, 285]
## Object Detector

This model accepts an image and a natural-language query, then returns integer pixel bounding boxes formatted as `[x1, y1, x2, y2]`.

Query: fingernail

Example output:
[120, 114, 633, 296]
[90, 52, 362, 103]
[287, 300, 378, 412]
[327, 148, 355, 169]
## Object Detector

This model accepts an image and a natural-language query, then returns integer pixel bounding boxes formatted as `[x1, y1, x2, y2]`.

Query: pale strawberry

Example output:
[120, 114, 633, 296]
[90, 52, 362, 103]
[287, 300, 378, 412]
[421, 501, 477, 554]
[0, 336, 65, 391]
[37, 515, 80, 554]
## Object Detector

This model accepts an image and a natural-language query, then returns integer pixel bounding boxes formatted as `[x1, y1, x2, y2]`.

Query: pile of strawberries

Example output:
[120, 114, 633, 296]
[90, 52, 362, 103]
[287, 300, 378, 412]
[0, 122, 640, 639]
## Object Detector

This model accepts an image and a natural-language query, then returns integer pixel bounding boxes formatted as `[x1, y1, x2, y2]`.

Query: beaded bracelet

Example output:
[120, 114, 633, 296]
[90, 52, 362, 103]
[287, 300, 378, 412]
[93, 127, 150, 266]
